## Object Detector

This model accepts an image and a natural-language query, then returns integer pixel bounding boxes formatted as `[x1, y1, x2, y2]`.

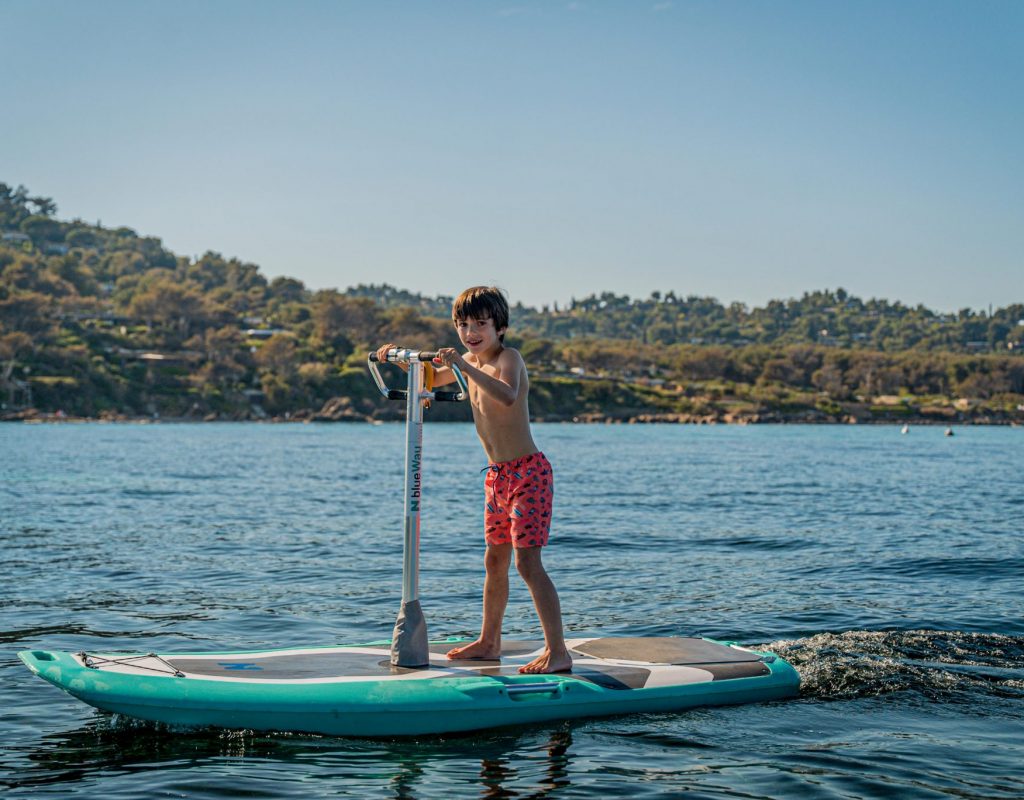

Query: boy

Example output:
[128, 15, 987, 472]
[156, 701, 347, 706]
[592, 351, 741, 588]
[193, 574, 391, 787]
[376, 286, 571, 674]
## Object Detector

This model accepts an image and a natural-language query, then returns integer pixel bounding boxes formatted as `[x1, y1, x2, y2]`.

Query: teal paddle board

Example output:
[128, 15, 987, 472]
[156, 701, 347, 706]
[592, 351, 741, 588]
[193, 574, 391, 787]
[19, 636, 798, 737]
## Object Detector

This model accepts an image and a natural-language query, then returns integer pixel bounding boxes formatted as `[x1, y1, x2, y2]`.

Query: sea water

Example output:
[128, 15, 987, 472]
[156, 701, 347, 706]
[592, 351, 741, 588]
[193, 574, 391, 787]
[1, 422, 1022, 798]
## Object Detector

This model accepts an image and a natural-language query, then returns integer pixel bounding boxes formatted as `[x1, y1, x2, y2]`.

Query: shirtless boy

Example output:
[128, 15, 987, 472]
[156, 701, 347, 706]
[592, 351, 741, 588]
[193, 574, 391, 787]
[376, 286, 572, 674]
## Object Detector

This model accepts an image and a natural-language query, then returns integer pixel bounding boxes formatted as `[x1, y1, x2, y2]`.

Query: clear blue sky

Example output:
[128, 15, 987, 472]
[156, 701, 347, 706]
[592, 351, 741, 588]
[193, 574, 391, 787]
[2, 0, 1021, 312]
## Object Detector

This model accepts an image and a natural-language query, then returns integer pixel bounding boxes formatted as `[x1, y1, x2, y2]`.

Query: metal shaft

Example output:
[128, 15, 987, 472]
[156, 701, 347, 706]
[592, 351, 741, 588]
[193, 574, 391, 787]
[402, 361, 424, 603]
[392, 360, 429, 667]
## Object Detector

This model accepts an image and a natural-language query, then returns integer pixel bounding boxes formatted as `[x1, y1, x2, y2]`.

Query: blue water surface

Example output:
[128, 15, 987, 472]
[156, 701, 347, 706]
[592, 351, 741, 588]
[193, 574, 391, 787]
[2, 422, 1022, 798]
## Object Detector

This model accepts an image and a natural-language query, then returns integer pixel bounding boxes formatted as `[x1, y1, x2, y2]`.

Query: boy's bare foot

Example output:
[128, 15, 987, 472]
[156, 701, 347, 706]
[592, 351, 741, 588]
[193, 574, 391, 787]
[446, 639, 501, 660]
[519, 648, 573, 674]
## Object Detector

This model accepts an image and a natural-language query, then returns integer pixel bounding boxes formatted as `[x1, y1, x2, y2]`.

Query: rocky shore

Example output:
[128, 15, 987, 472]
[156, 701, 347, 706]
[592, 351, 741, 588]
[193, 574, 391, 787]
[4, 401, 1021, 426]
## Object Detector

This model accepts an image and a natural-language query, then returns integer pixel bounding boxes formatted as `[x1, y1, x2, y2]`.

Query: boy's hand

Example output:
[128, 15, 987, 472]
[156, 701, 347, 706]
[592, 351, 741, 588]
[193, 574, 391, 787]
[375, 343, 396, 363]
[433, 348, 467, 372]
[375, 343, 407, 371]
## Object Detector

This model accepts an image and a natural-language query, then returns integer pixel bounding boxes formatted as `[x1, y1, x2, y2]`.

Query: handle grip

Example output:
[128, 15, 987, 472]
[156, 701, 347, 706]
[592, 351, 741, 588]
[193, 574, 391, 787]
[432, 390, 463, 402]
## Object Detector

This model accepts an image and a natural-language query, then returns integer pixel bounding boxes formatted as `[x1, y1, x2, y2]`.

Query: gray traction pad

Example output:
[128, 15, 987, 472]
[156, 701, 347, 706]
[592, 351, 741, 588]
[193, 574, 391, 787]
[428, 640, 545, 660]
[165, 637, 768, 685]
[571, 637, 763, 664]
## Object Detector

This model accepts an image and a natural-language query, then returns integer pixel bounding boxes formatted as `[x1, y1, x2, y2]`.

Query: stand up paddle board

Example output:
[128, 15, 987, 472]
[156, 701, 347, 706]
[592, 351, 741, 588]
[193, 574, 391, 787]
[20, 349, 800, 735]
[19, 636, 798, 737]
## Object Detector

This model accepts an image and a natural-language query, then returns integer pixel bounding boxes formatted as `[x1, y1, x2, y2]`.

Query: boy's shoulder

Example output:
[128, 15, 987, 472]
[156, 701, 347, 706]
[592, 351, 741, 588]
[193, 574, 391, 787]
[467, 347, 528, 379]
[469, 346, 526, 366]
[497, 347, 527, 369]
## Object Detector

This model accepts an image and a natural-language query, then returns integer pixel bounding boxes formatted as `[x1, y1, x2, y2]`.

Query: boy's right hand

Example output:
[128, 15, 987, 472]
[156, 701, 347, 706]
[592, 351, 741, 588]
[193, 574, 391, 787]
[375, 343, 408, 370]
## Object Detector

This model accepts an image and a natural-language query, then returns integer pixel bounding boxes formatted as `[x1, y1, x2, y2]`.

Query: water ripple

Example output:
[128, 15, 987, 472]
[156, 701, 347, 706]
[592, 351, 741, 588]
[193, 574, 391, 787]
[765, 629, 1024, 701]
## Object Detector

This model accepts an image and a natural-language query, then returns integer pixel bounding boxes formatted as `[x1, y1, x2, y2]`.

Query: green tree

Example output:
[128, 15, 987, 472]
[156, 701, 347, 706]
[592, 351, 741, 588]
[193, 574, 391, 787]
[20, 214, 63, 242]
[128, 278, 209, 339]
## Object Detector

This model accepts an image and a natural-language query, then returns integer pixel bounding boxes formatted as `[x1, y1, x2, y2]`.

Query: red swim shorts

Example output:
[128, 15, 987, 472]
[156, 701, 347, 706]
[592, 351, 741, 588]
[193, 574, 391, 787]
[483, 452, 553, 548]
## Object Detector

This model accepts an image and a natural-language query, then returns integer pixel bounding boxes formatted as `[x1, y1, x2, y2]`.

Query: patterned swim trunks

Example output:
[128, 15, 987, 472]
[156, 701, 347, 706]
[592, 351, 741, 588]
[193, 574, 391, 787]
[483, 452, 554, 548]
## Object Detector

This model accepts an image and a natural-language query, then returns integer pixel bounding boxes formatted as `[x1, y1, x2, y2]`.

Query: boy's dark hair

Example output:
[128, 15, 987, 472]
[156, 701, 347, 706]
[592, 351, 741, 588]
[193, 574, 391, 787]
[452, 286, 509, 342]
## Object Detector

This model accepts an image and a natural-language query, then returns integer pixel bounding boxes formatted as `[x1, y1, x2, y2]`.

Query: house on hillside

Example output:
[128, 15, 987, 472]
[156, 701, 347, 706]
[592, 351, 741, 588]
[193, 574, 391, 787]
[245, 328, 288, 339]
[1, 375, 32, 409]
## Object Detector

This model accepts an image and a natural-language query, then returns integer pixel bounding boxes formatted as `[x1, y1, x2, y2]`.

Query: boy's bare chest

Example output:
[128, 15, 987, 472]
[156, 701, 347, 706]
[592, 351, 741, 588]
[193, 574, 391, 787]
[468, 364, 502, 412]
[470, 389, 504, 417]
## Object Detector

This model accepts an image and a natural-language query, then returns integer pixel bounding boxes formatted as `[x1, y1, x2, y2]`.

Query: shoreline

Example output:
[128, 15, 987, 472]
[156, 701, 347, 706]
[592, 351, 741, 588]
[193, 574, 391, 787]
[3, 409, 1021, 426]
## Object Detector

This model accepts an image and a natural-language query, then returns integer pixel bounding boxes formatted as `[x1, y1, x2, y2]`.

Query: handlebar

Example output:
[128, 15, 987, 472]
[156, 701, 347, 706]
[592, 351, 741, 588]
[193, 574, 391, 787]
[367, 349, 468, 402]
[369, 350, 440, 363]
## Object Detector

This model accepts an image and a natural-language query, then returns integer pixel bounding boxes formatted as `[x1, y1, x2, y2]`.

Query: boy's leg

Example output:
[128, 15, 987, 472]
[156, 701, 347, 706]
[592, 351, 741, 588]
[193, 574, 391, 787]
[446, 543, 512, 660]
[514, 547, 572, 674]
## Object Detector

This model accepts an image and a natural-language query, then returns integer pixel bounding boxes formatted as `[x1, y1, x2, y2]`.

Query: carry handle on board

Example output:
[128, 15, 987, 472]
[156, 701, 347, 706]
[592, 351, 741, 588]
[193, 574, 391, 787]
[368, 349, 469, 402]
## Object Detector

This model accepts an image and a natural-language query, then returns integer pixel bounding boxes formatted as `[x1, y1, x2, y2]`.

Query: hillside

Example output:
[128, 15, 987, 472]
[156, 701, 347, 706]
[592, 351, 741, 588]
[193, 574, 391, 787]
[2, 182, 1022, 424]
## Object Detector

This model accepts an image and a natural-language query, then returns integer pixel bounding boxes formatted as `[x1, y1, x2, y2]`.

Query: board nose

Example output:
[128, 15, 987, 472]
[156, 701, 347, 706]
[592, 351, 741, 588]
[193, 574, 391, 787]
[18, 650, 57, 674]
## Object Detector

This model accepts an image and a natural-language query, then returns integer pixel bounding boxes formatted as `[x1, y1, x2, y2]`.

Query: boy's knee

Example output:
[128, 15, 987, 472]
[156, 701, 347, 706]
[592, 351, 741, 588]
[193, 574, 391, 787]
[514, 550, 544, 581]
[484, 545, 512, 572]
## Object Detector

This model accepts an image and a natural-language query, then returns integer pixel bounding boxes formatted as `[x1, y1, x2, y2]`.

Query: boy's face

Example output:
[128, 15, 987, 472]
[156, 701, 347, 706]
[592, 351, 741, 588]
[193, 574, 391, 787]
[454, 316, 505, 354]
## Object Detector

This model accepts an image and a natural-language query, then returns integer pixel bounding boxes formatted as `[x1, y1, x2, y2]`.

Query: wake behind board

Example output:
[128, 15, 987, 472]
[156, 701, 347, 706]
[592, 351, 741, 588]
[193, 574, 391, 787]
[19, 636, 798, 737]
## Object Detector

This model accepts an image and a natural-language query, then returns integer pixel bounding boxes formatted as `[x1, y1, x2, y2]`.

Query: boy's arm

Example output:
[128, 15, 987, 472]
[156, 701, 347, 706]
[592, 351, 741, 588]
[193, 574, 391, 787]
[435, 348, 522, 406]
[429, 365, 457, 386]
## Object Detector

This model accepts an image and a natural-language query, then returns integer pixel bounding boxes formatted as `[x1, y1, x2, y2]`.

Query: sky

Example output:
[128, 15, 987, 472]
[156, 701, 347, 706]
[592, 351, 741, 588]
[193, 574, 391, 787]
[2, 0, 1022, 312]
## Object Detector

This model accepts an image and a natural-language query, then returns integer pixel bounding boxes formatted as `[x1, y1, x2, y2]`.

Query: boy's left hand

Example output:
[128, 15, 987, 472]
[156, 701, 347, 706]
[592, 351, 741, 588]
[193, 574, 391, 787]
[434, 348, 467, 371]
